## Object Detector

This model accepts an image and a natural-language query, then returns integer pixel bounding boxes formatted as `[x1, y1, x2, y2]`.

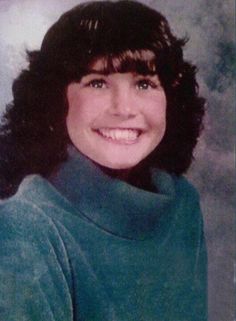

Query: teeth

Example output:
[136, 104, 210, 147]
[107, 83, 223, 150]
[97, 128, 140, 141]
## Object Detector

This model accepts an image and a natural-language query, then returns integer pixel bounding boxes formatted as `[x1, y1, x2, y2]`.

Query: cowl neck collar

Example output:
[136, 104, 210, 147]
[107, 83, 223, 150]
[50, 147, 176, 240]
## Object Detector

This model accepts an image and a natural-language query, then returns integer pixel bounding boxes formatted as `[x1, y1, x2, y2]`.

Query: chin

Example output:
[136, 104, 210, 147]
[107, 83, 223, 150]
[95, 156, 143, 170]
[105, 163, 137, 170]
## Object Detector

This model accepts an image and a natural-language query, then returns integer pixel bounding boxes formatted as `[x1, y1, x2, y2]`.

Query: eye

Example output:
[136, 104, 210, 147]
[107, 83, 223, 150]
[136, 78, 158, 90]
[87, 79, 107, 89]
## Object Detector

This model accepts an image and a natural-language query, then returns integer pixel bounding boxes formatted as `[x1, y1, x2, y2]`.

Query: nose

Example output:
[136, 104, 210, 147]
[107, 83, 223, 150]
[109, 86, 136, 118]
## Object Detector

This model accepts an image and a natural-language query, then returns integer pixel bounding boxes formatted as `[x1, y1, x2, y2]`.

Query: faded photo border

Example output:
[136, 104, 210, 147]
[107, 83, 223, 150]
[0, 1, 235, 320]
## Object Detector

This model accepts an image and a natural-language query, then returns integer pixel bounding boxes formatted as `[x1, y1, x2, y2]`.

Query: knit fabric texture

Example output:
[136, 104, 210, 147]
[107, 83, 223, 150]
[0, 149, 207, 321]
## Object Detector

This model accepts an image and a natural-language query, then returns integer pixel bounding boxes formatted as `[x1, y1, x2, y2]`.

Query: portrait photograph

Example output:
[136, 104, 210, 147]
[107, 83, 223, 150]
[0, 1, 234, 321]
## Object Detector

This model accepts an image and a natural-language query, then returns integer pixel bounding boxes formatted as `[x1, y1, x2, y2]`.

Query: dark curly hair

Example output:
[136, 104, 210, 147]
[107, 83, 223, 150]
[0, 0, 205, 198]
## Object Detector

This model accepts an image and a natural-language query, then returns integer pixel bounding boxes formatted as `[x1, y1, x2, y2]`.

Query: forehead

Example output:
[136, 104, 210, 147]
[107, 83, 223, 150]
[86, 49, 157, 74]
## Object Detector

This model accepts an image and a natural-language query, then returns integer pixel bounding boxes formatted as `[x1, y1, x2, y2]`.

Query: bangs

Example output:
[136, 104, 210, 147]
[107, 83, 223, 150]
[86, 50, 158, 75]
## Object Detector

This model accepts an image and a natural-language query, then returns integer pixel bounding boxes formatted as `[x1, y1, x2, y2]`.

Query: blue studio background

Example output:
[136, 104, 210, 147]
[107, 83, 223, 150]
[0, 1, 235, 320]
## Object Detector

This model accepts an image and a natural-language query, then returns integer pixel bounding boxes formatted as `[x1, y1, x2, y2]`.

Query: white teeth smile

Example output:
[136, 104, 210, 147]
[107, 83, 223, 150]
[96, 128, 141, 142]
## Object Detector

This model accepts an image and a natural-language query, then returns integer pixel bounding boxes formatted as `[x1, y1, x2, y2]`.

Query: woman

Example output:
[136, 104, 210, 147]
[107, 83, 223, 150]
[0, 1, 207, 320]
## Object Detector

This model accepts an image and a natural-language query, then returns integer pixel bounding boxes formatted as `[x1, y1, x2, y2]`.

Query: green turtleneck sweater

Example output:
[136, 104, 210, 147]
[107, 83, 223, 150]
[0, 149, 207, 321]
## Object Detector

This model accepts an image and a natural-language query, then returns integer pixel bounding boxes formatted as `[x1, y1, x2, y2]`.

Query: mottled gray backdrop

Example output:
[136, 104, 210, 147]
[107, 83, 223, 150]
[0, 0, 235, 320]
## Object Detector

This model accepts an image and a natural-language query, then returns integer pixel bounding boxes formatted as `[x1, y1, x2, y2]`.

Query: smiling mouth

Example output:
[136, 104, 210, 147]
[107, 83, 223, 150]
[94, 128, 143, 144]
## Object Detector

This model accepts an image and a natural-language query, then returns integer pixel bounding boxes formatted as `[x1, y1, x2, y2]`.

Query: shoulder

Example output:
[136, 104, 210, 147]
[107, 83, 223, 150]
[169, 174, 203, 229]
[168, 176, 206, 264]
[0, 174, 73, 278]
[0, 174, 88, 252]
[0, 175, 67, 239]
[172, 174, 200, 204]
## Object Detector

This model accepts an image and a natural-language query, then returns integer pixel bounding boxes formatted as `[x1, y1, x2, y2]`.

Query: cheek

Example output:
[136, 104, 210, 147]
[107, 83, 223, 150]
[66, 95, 84, 137]
[145, 96, 167, 127]
[66, 96, 95, 127]
[66, 103, 81, 134]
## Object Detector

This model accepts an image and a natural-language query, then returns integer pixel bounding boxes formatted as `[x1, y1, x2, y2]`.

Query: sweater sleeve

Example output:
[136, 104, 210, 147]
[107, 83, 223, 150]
[0, 199, 74, 321]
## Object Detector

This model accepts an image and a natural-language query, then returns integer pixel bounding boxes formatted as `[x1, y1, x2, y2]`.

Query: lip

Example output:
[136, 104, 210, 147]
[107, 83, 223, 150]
[93, 127, 144, 145]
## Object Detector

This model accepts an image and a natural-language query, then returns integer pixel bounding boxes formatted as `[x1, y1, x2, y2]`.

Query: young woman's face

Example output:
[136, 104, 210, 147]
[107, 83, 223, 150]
[66, 58, 166, 169]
